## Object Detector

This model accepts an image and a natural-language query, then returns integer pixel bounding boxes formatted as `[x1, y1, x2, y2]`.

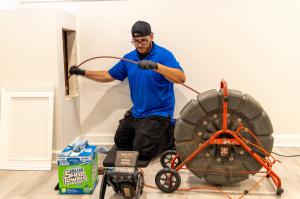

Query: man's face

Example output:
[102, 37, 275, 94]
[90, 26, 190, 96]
[131, 34, 153, 54]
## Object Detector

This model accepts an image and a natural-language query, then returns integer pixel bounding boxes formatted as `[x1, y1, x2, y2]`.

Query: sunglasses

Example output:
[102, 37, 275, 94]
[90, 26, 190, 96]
[131, 37, 151, 46]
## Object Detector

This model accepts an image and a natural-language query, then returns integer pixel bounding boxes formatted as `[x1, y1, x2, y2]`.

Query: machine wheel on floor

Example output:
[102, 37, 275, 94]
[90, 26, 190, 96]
[155, 168, 181, 193]
[160, 150, 182, 169]
[276, 187, 284, 196]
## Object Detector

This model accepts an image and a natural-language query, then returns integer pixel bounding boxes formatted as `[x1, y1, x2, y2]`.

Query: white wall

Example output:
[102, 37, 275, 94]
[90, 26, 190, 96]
[0, 9, 80, 150]
[0, 0, 19, 9]
[6, 0, 300, 145]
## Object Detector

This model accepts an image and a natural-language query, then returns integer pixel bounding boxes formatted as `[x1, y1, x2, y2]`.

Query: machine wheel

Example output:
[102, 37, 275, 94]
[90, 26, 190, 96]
[155, 168, 181, 193]
[160, 150, 182, 169]
[54, 183, 59, 191]
[134, 172, 144, 199]
[276, 187, 284, 196]
[175, 89, 274, 185]
[99, 171, 108, 199]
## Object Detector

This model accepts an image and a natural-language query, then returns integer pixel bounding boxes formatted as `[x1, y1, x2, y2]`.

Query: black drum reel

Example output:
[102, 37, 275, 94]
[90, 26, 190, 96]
[155, 80, 284, 196]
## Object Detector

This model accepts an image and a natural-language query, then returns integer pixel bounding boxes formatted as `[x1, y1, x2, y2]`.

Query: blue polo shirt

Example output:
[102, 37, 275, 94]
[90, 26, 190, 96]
[108, 42, 183, 118]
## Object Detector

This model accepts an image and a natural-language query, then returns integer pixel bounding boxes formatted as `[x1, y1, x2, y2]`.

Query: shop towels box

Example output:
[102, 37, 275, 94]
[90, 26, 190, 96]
[57, 145, 98, 194]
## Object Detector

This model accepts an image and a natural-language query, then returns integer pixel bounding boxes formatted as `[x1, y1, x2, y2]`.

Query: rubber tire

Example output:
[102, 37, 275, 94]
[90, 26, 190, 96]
[155, 168, 181, 193]
[276, 187, 284, 196]
[160, 150, 182, 169]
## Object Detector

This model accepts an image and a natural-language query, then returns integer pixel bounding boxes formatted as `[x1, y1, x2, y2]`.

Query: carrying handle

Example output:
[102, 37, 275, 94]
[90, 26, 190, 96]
[220, 79, 228, 97]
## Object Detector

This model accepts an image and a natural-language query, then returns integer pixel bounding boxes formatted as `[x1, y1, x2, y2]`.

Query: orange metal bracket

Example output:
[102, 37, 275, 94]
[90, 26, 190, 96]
[172, 79, 282, 194]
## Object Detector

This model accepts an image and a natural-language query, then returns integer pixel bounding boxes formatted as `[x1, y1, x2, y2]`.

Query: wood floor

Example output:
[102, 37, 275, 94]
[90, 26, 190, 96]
[0, 147, 300, 199]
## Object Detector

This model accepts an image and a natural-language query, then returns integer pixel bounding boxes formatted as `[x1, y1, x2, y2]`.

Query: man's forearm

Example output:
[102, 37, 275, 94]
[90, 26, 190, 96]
[155, 64, 186, 84]
[84, 71, 115, 82]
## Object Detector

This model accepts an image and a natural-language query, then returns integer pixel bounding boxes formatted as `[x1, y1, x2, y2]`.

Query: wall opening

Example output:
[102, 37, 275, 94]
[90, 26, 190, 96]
[62, 29, 78, 97]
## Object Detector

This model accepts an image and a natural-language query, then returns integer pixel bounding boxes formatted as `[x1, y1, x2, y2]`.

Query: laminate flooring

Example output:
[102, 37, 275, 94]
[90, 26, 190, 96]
[0, 147, 300, 199]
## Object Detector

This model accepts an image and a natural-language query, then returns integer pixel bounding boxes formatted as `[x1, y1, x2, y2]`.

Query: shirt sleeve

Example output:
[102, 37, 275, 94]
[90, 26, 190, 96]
[162, 51, 184, 71]
[108, 60, 128, 81]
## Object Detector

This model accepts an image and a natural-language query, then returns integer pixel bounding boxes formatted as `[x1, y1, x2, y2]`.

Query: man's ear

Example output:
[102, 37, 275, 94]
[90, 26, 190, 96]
[150, 33, 154, 40]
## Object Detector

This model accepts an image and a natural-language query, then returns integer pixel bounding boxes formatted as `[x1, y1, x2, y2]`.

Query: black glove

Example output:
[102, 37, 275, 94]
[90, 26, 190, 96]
[69, 65, 85, 76]
[138, 60, 158, 70]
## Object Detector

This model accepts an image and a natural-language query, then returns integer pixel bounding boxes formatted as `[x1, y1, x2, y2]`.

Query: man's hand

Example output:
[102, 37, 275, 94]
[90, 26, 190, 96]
[69, 65, 85, 76]
[138, 60, 158, 70]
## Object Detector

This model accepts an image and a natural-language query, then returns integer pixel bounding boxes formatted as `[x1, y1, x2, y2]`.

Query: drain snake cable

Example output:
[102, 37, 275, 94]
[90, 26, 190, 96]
[68, 55, 201, 94]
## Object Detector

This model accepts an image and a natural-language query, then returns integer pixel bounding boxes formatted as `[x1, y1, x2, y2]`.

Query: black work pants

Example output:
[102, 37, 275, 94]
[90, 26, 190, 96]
[114, 115, 174, 161]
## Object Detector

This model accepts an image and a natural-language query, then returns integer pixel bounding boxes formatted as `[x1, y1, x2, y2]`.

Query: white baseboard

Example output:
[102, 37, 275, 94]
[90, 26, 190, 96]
[273, 134, 300, 147]
[83, 133, 114, 146]
[50, 133, 300, 163]
[79, 133, 300, 147]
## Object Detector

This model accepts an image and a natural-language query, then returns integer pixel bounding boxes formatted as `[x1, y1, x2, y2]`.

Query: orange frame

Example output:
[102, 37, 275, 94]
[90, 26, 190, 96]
[170, 79, 282, 192]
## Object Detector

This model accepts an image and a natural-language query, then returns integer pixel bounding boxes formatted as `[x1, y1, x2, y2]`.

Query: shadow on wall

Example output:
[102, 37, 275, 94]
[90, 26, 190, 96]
[81, 79, 131, 134]
[80, 79, 190, 133]
[174, 86, 190, 118]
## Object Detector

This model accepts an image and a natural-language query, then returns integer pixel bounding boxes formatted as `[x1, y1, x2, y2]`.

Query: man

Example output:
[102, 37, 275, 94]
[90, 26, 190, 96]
[70, 21, 185, 160]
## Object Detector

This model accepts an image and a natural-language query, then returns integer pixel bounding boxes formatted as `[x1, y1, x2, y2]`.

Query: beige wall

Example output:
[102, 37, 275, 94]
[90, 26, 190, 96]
[0, 9, 80, 150]
[4, 0, 300, 145]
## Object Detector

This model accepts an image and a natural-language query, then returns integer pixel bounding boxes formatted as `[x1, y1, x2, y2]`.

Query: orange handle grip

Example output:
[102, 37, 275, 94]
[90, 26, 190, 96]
[221, 79, 228, 97]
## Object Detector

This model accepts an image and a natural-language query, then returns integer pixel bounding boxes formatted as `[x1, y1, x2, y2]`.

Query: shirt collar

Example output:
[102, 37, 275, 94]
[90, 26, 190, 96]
[136, 42, 158, 59]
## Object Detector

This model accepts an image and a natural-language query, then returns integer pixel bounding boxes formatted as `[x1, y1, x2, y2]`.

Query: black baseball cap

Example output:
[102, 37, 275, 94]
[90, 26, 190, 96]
[131, 21, 152, 38]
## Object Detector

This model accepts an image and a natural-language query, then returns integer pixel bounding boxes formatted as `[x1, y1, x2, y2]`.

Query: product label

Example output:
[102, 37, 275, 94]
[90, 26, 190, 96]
[63, 167, 88, 185]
